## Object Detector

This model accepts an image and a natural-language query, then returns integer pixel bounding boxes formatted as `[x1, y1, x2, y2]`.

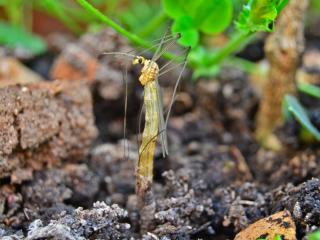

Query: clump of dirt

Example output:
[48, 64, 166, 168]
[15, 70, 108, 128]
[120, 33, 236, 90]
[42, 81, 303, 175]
[1, 201, 131, 240]
[0, 81, 97, 178]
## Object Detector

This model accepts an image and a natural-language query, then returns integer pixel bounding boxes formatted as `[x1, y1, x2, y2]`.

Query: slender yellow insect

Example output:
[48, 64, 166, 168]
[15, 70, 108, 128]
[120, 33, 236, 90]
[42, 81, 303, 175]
[103, 33, 189, 199]
[133, 44, 189, 198]
[133, 55, 165, 197]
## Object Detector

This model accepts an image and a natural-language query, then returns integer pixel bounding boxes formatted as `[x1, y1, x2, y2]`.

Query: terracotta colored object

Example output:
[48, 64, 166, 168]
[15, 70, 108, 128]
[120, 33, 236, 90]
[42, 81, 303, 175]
[51, 44, 99, 83]
[235, 210, 296, 240]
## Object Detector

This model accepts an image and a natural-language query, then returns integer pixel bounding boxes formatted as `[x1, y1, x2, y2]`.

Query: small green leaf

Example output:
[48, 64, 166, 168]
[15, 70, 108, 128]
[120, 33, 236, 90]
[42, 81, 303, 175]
[163, 0, 233, 35]
[276, 0, 289, 12]
[0, 21, 46, 55]
[283, 95, 320, 141]
[193, 0, 233, 34]
[162, 0, 188, 19]
[308, 230, 320, 240]
[236, 0, 288, 32]
[298, 83, 320, 99]
[172, 15, 199, 48]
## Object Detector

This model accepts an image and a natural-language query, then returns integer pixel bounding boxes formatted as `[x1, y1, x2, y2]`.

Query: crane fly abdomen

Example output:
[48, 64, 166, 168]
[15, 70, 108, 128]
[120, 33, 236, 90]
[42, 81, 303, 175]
[137, 80, 159, 195]
[132, 56, 163, 195]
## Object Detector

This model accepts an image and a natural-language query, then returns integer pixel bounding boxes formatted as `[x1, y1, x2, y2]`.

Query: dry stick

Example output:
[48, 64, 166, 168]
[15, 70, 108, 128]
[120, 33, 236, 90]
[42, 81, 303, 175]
[255, 0, 309, 150]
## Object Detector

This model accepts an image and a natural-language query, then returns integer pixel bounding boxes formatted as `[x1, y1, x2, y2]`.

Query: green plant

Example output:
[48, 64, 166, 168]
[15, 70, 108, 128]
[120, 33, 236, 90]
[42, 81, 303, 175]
[308, 230, 320, 240]
[0, 0, 290, 71]
[0, 21, 46, 55]
[163, 0, 289, 77]
[282, 83, 320, 142]
[298, 82, 320, 99]
[73, 0, 288, 78]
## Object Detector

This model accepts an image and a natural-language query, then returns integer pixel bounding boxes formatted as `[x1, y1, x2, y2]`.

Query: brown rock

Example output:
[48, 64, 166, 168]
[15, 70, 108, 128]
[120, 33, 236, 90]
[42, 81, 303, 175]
[50, 44, 99, 84]
[50, 28, 134, 101]
[0, 81, 97, 178]
[0, 57, 43, 87]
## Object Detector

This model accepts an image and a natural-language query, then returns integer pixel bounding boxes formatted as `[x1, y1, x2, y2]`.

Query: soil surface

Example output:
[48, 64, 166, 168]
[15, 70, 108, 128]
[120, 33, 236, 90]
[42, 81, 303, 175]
[0, 28, 319, 240]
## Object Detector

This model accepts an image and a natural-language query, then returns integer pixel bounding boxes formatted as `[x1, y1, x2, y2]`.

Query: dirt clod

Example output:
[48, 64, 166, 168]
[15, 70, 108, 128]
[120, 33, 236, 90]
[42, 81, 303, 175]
[0, 81, 97, 178]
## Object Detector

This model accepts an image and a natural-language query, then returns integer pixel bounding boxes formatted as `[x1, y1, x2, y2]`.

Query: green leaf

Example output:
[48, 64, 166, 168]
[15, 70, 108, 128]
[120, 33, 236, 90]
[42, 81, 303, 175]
[298, 83, 320, 99]
[192, 0, 233, 34]
[162, 0, 189, 19]
[172, 15, 199, 47]
[308, 230, 320, 240]
[276, 0, 289, 12]
[283, 95, 320, 141]
[236, 0, 288, 32]
[0, 21, 46, 55]
[163, 0, 233, 34]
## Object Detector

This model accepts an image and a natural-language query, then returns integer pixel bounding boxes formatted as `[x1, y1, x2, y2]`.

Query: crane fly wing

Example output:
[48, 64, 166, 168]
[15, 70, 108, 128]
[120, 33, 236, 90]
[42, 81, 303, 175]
[155, 78, 168, 157]
[151, 27, 170, 62]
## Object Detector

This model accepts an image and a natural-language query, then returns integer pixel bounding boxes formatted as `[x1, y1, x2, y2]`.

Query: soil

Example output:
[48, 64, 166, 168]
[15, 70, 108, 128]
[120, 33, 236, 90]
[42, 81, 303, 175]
[0, 28, 319, 240]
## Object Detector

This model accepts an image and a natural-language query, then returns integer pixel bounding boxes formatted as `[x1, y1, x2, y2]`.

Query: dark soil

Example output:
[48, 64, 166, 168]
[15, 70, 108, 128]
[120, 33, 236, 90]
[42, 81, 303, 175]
[0, 28, 319, 240]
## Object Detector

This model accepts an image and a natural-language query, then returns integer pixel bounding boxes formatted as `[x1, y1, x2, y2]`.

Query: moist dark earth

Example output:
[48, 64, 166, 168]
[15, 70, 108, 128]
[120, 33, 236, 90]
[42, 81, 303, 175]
[0, 29, 319, 240]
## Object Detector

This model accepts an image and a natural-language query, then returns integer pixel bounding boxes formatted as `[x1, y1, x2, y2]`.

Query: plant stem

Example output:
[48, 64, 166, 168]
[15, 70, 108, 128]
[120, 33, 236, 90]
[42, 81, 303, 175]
[206, 31, 251, 66]
[40, 0, 82, 35]
[76, 0, 178, 60]
[138, 10, 167, 38]
[224, 56, 265, 76]
[76, 0, 149, 48]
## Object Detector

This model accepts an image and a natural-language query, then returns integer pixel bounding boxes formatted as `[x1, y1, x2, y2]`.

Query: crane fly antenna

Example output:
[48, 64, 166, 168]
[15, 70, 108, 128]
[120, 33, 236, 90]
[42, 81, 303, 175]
[100, 52, 137, 58]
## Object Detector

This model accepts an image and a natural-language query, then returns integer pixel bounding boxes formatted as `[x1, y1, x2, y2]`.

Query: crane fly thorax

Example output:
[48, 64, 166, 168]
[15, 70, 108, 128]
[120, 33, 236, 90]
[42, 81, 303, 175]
[139, 60, 159, 86]
[132, 56, 159, 86]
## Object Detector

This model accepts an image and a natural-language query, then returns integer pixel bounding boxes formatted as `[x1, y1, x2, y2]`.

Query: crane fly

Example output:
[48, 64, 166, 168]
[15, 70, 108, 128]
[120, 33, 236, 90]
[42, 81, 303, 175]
[133, 35, 189, 197]
[103, 32, 189, 197]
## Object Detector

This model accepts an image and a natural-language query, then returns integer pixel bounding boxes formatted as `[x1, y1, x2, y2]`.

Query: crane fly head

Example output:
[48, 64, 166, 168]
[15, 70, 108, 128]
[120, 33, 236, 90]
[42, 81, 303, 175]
[132, 56, 146, 65]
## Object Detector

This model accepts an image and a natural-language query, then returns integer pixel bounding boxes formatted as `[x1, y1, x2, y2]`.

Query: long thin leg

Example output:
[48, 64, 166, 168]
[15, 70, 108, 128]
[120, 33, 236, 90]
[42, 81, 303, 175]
[122, 66, 129, 160]
[165, 47, 191, 128]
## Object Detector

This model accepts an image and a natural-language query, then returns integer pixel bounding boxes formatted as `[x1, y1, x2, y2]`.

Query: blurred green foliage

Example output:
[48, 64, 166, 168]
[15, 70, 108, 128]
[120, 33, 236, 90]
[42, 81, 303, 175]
[308, 230, 320, 240]
[0, 21, 46, 54]
[0, 0, 318, 79]
[283, 85, 320, 142]
[164, 0, 288, 77]
[236, 0, 288, 32]
[163, 0, 233, 47]
[298, 83, 320, 99]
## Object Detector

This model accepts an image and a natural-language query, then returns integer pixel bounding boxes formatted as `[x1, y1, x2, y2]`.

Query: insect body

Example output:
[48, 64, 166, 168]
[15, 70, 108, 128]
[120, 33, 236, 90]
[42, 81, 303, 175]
[133, 56, 167, 196]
